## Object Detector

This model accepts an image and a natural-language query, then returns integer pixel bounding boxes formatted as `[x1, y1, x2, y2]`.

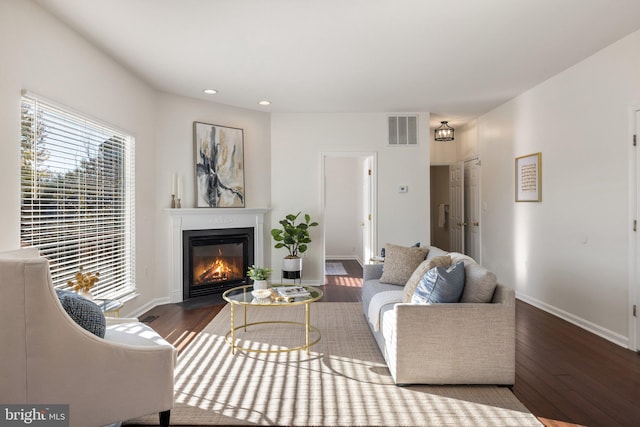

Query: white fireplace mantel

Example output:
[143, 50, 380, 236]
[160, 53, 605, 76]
[166, 208, 269, 302]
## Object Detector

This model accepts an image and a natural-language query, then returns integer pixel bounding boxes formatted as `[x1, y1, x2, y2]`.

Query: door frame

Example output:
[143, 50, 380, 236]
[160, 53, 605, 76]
[320, 151, 378, 266]
[630, 107, 640, 351]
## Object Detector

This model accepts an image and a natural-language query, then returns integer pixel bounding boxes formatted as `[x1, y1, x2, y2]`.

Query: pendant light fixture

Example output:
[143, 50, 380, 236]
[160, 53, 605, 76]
[434, 121, 455, 141]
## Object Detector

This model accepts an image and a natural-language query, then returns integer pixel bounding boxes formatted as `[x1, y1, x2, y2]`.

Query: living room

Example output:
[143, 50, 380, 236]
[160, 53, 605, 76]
[1, 0, 640, 425]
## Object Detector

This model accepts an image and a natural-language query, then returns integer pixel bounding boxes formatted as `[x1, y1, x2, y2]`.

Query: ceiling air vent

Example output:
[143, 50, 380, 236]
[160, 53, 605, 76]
[388, 115, 418, 145]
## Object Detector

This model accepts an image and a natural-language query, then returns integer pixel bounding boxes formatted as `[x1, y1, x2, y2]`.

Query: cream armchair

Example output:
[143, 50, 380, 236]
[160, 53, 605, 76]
[0, 248, 176, 427]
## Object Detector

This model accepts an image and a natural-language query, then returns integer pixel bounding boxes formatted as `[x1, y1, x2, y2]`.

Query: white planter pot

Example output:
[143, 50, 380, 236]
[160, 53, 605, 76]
[282, 257, 302, 279]
[253, 280, 269, 290]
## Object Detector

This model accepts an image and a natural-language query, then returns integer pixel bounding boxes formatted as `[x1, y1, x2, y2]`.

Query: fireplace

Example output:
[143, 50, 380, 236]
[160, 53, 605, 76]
[183, 227, 254, 299]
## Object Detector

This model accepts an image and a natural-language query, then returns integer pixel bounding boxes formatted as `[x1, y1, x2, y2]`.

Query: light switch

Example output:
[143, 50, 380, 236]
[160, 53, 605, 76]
[398, 185, 408, 193]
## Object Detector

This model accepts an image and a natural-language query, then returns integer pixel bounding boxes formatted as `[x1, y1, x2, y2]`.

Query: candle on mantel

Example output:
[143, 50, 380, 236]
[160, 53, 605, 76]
[177, 175, 181, 199]
[172, 173, 177, 196]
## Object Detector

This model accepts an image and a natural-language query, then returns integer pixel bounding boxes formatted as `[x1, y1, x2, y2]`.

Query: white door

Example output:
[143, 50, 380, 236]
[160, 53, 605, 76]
[362, 157, 376, 263]
[449, 162, 464, 253]
[464, 159, 481, 262]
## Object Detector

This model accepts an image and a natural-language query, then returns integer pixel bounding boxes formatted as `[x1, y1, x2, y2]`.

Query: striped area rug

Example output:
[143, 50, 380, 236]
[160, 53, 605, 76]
[126, 302, 541, 426]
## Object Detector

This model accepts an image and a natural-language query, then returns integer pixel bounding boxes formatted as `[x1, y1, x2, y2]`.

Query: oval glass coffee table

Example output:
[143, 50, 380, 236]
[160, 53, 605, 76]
[222, 284, 323, 355]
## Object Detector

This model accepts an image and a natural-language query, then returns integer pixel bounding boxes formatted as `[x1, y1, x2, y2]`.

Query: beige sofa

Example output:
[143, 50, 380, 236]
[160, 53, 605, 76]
[362, 245, 515, 385]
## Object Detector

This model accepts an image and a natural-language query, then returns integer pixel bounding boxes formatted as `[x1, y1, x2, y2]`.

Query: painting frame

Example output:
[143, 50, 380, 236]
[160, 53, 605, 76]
[515, 152, 542, 202]
[193, 121, 245, 208]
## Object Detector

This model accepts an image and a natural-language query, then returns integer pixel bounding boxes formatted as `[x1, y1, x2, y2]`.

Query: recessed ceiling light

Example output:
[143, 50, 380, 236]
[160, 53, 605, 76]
[258, 100, 271, 106]
[203, 89, 218, 95]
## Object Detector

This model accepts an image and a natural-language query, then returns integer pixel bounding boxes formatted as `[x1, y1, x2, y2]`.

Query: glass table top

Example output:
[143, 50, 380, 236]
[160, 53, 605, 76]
[222, 284, 323, 306]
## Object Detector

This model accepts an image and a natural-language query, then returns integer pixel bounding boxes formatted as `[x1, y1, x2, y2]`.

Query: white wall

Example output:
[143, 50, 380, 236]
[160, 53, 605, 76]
[0, 0, 159, 316]
[153, 93, 271, 300]
[271, 113, 430, 283]
[430, 120, 478, 164]
[458, 119, 479, 161]
[324, 156, 362, 260]
[478, 29, 640, 346]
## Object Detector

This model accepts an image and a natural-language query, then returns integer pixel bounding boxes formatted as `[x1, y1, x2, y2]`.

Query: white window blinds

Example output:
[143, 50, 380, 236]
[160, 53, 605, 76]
[20, 93, 136, 299]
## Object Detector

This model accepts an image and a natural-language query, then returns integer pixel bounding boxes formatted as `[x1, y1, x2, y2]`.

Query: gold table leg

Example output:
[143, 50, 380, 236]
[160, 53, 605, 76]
[230, 302, 235, 354]
[305, 302, 310, 354]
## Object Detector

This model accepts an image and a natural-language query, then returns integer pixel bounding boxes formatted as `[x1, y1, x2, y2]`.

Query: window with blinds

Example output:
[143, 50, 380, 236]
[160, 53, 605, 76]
[20, 93, 136, 299]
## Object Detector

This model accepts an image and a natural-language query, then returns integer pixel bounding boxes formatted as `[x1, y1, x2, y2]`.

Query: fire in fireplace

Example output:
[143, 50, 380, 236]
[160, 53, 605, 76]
[183, 227, 254, 299]
[192, 245, 243, 285]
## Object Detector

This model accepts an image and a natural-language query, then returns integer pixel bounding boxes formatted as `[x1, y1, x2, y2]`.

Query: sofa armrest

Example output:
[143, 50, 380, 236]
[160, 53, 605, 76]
[491, 282, 515, 305]
[363, 264, 384, 282]
[390, 290, 515, 385]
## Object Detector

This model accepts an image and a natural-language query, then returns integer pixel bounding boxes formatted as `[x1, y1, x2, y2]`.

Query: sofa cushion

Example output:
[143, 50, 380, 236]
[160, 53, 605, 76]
[379, 243, 429, 286]
[412, 261, 466, 304]
[449, 252, 498, 303]
[461, 263, 498, 303]
[402, 255, 451, 303]
[367, 290, 403, 331]
[56, 290, 106, 338]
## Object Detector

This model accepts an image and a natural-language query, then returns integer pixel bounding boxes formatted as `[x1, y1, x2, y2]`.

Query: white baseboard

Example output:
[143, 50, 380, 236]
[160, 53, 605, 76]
[325, 255, 364, 266]
[126, 296, 171, 319]
[516, 291, 629, 349]
[325, 255, 358, 261]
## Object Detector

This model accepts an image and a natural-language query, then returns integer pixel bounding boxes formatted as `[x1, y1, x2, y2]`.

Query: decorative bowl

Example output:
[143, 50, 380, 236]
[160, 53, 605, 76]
[251, 289, 272, 300]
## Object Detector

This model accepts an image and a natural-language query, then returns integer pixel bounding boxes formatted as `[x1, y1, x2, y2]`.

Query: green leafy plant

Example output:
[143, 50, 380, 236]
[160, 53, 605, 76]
[271, 212, 319, 258]
[247, 265, 272, 281]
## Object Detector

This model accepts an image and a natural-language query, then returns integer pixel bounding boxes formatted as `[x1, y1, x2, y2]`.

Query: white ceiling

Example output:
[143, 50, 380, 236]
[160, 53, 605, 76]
[34, 0, 640, 126]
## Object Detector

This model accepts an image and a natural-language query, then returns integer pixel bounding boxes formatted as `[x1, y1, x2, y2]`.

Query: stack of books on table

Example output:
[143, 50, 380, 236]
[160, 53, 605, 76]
[276, 286, 310, 298]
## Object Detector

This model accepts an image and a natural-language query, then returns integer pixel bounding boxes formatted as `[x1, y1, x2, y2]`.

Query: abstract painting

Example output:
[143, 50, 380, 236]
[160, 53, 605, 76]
[193, 122, 245, 207]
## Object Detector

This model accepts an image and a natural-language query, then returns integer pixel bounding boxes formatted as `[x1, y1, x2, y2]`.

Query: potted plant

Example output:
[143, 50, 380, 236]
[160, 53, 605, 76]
[271, 212, 318, 279]
[247, 265, 272, 290]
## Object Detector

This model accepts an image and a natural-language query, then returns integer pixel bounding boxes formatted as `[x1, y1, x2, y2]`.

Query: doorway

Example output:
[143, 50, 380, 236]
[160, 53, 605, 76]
[430, 160, 481, 260]
[430, 165, 450, 251]
[322, 152, 377, 266]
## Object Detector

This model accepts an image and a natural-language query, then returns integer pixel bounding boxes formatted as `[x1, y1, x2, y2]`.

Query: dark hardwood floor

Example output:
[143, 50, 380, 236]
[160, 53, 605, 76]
[140, 260, 640, 427]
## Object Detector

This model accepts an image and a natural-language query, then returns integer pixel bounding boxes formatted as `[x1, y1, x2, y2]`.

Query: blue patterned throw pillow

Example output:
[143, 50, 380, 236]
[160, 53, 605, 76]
[56, 290, 106, 338]
[412, 261, 466, 304]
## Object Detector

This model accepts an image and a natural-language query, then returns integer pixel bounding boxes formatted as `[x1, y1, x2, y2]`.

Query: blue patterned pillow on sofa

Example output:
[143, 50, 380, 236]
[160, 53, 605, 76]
[412, 261, 466, 304]
[56, 290, 106, 338]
